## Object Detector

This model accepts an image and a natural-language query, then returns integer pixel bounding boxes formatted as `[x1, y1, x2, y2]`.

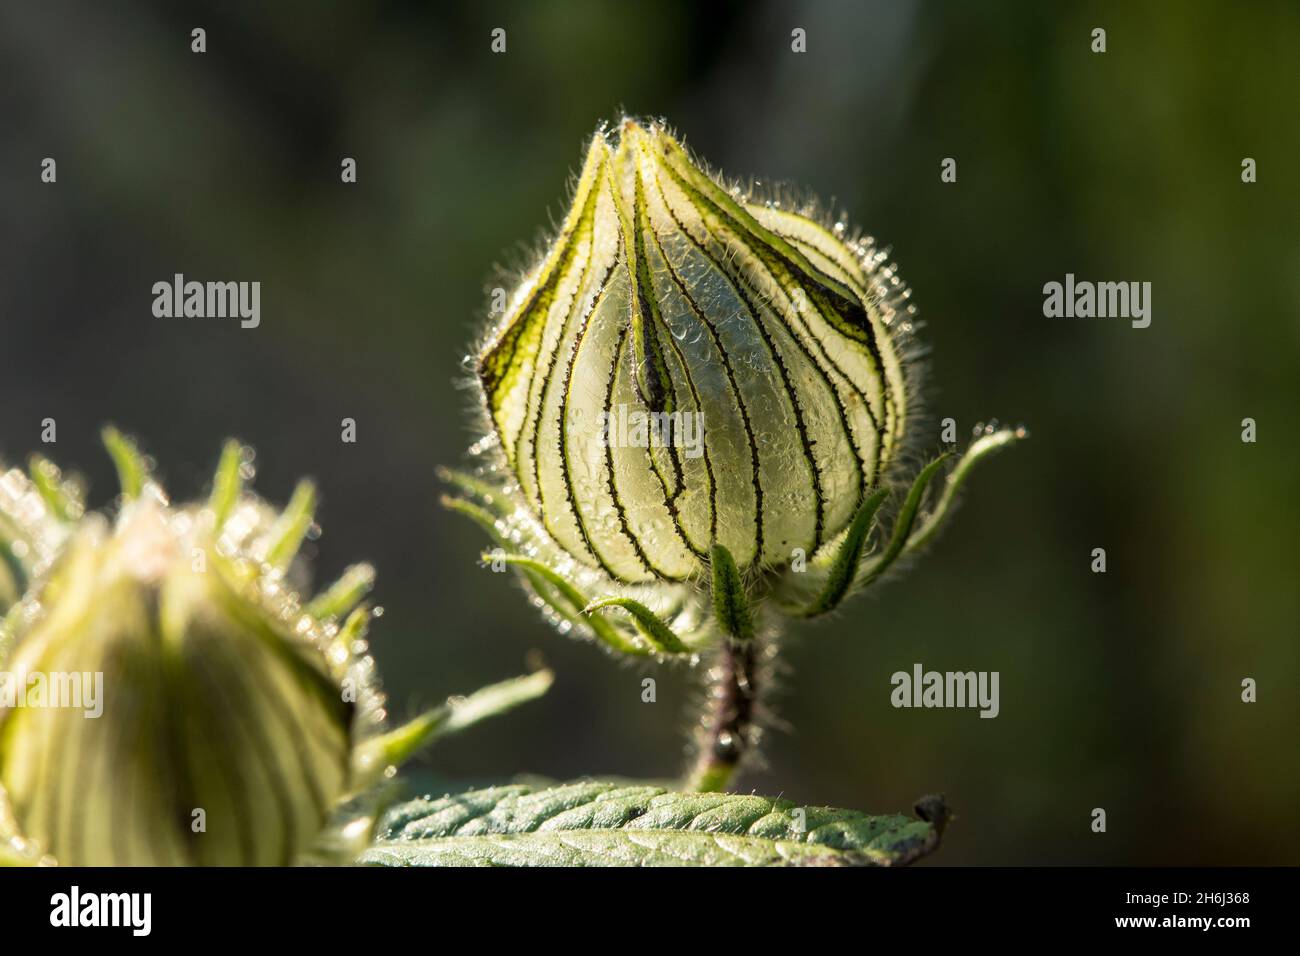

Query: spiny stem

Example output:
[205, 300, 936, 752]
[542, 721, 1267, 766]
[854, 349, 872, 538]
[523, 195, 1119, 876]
[687, 638, 761, 793]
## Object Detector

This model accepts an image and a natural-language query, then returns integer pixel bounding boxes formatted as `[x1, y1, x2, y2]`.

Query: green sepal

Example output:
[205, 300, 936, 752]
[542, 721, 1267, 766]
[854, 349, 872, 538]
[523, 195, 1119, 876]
[796, 487, 889, 618]
[710, 544, 753, 640]
[902, 427, 1025, 555]
[854, 427, 1026, 587]
[27, 456, 78, 524]
[483, 552, 645, 656]
[854, 454, 949, 589]
[263, 479, 316, 570]
[208, 440, 244, 530]
[441, 491, 627, 650]
[308, 563, 375, 620]
[101, 426, 148, 501]
[582, 597, 692, 655]
[436, 467, 512, 519]
[352, 670, 554, 783]
[440, 495, 505, 542]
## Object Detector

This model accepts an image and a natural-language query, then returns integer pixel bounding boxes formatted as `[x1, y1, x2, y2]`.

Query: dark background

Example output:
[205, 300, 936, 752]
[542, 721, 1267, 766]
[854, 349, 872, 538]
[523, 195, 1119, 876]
[2, 0, 1296, 864]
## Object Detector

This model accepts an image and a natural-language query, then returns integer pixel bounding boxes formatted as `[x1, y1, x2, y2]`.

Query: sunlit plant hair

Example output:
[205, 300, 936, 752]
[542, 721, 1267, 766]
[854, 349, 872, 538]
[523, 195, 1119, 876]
[443, 116, 1024, 792]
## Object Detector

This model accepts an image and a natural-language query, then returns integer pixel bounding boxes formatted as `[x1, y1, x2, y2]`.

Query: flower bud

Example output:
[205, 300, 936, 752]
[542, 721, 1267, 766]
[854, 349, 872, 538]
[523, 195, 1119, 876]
[477, 119, 914, 584]
[0, 436, 386, 865]
[451, 118, 1020, 658]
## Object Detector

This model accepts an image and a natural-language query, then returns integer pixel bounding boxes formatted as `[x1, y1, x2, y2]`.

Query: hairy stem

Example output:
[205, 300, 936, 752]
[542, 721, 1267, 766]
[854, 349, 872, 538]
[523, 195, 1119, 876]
[687, 638, 761, 793]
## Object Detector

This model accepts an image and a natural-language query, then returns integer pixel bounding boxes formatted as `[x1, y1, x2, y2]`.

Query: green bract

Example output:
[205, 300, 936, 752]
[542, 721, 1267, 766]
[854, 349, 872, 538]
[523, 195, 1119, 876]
[0, 431, 551, 866]
[447, 117, 1024, 662]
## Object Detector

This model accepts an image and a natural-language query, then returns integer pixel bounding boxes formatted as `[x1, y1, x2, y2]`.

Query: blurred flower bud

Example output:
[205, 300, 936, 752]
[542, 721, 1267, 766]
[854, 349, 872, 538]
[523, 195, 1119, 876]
[0, 434, 386, 865]
[0, 457, 81, 615]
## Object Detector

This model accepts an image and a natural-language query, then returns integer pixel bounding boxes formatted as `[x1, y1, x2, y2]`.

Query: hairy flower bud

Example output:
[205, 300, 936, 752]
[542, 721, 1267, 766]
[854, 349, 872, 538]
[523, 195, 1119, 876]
[478, 119, 913, 584]
[0, 434, 387, 865]
[447, 117, 1020, 661]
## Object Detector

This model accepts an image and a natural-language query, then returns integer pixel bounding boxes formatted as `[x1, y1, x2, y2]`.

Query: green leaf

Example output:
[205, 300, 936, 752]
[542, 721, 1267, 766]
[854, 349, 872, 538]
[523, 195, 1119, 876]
[710, 544, 753, 640]
[359, 781, 946, 867]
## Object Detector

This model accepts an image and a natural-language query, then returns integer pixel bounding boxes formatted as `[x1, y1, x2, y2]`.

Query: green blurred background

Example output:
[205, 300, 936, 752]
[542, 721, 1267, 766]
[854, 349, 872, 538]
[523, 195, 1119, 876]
[2, 0, 1296, 864]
